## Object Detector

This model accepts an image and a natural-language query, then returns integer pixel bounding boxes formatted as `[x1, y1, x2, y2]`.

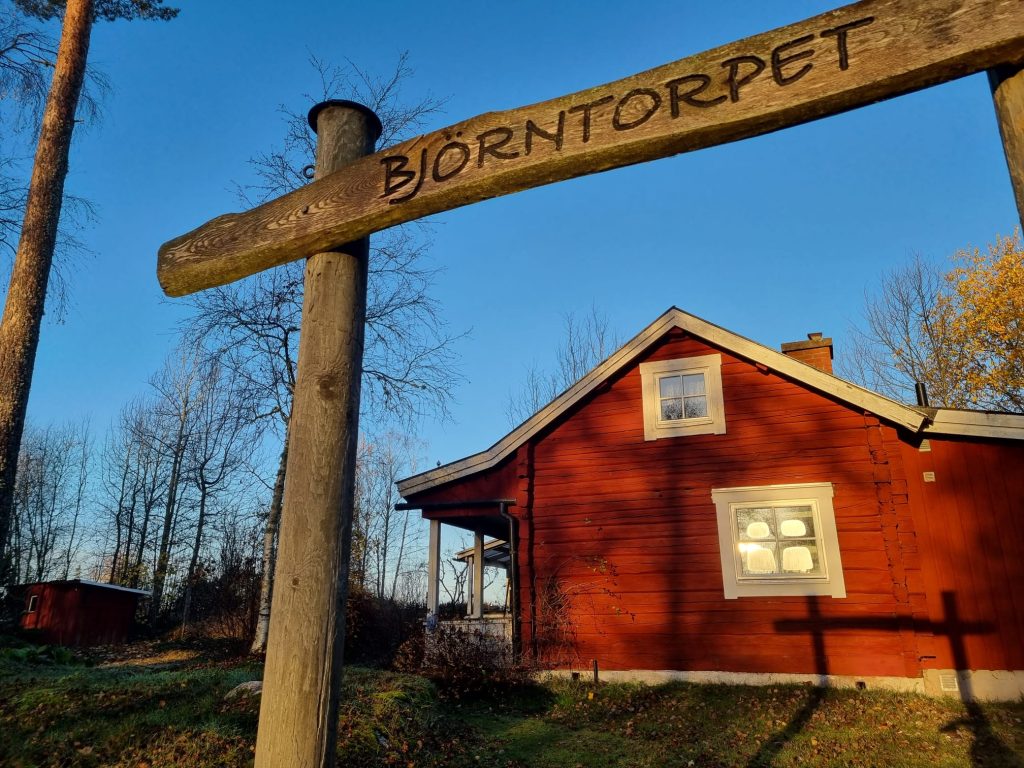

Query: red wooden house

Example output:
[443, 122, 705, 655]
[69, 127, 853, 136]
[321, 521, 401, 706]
[17, 579, 149, 646]
[398, 308, 1024, 701]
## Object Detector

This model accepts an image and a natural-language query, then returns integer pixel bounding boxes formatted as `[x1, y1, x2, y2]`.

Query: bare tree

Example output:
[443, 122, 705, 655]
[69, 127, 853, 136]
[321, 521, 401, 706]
[184, 54, 459, 653]
[100, 402, 144, 585]
[840, 254, 972, 407]
[180, 359, 251, 634]
[197, 54, 457, 423]
[0, 9, 56, 131]
[58, 417, 89, 578]
[237, 53, 444, 208]
[356, 432, 426, 601]
[142, 344, 204, 623]
[99, 399, 166, 588]
[8, 419, 90, 582]
[12, 427, 63, 581]
[438, 555, 468, 609]
[507, 306, 620, 425]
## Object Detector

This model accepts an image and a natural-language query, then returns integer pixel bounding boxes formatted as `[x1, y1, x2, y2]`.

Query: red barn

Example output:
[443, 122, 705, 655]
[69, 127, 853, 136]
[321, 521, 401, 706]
[17, 579, 149, 646]
[398, 308, 1024, 701]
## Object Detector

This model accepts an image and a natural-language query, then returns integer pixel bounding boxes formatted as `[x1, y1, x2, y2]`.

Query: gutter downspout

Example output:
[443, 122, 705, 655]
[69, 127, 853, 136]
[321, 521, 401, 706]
[498, 501, 520, 661]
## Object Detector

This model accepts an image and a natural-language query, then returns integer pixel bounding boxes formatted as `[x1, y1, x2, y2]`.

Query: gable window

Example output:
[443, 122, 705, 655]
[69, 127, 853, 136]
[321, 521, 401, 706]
[639, 354, 725, 440]
[712, 482, 846, 599]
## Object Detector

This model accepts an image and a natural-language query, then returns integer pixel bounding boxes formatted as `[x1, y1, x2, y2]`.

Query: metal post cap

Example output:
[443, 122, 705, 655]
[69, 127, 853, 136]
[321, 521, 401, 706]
[307, 100, 383, 142]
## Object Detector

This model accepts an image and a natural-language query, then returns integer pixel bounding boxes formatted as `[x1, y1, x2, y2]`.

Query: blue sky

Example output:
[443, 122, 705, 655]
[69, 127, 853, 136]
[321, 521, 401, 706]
[14, 0, 1019, 471]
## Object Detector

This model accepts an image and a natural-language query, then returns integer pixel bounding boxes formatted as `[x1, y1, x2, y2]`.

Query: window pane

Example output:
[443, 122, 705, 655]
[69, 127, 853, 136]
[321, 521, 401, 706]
[780, 542, 821, 575]
[684, 396, 708, 419]
[659, 375, 682, 398]
[661, 398, 682, 421]
[740, 542, 778, 575]
[682, 373, 706, 396]
[736, 507, 775, 541]
[776, 506, 816, 539]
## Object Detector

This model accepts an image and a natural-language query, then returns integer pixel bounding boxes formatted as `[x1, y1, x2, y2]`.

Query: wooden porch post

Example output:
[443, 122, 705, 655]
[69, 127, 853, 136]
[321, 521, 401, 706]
[472, 533, 484, 619]
[426, 519, 440, 614]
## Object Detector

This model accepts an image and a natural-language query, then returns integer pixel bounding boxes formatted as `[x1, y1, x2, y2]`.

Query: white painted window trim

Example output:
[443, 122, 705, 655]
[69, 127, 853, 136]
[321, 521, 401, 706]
[639, 354, 725, 441]
[712, 482, 846, 599]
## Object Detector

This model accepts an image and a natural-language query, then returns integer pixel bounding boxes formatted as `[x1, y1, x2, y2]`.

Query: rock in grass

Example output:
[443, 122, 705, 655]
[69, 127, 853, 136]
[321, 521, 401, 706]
[225, 681, 262, 700]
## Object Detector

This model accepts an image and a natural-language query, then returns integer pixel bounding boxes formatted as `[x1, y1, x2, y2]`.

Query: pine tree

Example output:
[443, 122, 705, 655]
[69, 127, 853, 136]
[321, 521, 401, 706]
[0, 0, 177, 585]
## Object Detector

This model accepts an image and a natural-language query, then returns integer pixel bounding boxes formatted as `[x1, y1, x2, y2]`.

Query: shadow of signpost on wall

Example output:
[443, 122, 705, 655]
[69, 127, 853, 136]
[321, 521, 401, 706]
[751, 591, 1016, 768]
[934, 592, 1024, 768]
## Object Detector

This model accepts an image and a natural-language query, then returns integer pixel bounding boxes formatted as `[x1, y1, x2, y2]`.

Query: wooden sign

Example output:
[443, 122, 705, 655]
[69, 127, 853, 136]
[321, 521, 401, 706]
[158, 0, 1024, 296]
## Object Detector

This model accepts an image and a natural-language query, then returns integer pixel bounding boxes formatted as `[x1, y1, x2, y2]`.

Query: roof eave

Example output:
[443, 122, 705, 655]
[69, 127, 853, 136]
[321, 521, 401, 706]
[922, 408, 1024, 439]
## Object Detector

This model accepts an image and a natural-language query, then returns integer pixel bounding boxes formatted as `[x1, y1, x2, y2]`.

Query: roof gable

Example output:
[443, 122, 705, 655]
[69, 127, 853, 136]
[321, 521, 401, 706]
[398, 307, 1020, 497]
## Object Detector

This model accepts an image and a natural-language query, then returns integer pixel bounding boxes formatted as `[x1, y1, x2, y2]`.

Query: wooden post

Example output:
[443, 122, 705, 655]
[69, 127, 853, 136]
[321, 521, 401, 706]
[254, 100, 381, 768]
[426, 519, 440, 614]
[990, 63, 1024, 226]
[472, 533, 485, 619]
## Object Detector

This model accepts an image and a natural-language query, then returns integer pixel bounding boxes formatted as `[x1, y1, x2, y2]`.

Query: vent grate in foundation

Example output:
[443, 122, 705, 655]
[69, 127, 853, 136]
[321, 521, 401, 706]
[939, 673, 959, 692]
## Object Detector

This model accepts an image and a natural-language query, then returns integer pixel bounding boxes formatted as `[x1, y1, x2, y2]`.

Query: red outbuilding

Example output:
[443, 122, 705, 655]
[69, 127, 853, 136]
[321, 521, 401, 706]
[17, 579, 149, 646]
[398, 308, 1024, 701]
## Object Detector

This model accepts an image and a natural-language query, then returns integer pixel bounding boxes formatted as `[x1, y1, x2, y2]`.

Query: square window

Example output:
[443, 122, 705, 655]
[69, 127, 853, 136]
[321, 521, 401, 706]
[712, 483, 846, 599]
[736, 505, 822, 577]
[640, 354, 725, 440]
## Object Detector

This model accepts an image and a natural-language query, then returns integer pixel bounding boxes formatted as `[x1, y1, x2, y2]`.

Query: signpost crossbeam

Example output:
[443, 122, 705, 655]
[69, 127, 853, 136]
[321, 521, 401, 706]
[158, 0, 1024, 298]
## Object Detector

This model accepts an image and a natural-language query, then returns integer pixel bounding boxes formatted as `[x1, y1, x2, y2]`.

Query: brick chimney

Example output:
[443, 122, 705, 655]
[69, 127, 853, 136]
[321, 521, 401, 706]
[781, 332, 833, 374]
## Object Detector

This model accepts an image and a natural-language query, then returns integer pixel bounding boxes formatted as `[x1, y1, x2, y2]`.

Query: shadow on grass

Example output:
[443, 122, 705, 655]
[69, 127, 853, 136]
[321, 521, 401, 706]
[941, 704, 1024, 768]
[938, 594, 1024, 768]
[749, 597, 830, 768]
[764, 592, 1022, 768]
[743, 686, 825, 768]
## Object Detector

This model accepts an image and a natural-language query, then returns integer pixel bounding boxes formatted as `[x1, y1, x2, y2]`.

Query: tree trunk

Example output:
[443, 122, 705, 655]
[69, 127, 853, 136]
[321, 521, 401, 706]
[109, 514, 123, 583]
[390, 505, 409, 602]
[61, 435, 88, 579]
[130, 451, 161, 588]
[180, 482, 208, 637]
[0, 0, 93, 584]
[130, 494, 153, 588]
[149, 442, 183, 624]
[250, 436, 287, 654]
[117, 455, 140, 583]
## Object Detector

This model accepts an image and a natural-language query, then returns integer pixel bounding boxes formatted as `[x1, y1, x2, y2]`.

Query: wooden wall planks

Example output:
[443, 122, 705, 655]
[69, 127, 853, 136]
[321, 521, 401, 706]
[410, 331, 1024, 678]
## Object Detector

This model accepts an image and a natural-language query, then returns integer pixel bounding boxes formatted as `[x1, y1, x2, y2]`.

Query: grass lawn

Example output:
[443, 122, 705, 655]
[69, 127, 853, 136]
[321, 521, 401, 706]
[0, 644, 1022, 767]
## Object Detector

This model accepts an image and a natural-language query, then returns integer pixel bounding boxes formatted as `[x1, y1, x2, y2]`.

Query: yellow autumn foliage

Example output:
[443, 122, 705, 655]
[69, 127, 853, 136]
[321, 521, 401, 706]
[936, 232, 1024, 412]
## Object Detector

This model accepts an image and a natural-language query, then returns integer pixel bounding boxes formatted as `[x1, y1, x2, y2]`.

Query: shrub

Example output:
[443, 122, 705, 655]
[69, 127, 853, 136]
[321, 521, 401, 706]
[399, 623, 533, 699]
[0, 644, 84, 665]
[343, 588, 423, 667]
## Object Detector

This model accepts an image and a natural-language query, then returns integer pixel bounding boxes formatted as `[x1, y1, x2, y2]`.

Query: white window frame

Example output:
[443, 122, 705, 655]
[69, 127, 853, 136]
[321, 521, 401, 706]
[26, 594, 38, 613]
[712, 482, 846, 599]
[639, 354, 725, 441]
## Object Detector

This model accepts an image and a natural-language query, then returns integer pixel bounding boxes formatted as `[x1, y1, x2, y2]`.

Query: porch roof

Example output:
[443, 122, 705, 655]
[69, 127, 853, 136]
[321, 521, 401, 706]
[396, 498, 515, 539]
[454, 539, 510, 566]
